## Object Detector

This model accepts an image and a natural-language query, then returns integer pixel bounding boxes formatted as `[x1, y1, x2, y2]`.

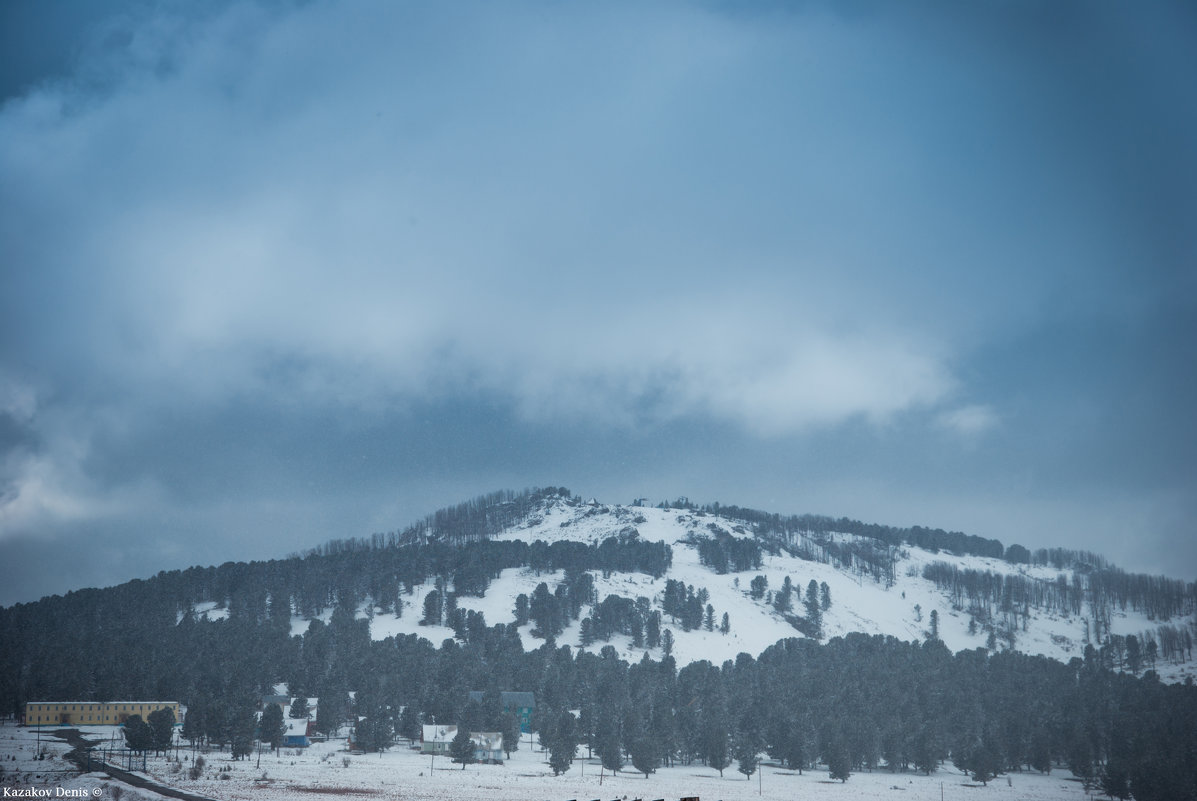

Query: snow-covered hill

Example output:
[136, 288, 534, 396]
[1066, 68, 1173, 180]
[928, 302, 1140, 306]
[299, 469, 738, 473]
[192, 494, 1197, 682]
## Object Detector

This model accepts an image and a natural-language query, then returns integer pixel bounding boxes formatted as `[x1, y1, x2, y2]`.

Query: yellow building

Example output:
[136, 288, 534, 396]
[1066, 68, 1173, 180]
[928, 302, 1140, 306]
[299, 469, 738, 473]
[24, 701, 180, 727]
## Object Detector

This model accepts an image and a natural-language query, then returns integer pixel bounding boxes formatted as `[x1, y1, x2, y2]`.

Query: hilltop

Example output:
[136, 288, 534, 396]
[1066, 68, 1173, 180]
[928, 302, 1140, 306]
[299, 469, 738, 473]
[179, 488, 1195, 682]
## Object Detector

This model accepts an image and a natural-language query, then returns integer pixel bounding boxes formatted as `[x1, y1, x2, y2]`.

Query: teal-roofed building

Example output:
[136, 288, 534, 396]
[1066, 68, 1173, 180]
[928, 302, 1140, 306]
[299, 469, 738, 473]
[467, 691, 536, 733]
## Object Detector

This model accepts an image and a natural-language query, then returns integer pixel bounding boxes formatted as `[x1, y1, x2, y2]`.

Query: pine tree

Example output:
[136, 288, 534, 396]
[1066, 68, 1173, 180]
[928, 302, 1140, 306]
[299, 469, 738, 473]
[204, 704, 232, 750]
[230, 706, 257, 760]
[663, 579, 684, 619]
[595, 707, 623, 773]
[1028, 728, 1052, 774]
[911, 727, 939, 775]
[123, 714, 153, 752]
[629, 735, 659, 778]
[955, 733, 1001, 786]
[969, 739, 1001, 785]
[530, 582, 561, 638]
[827, 741, 851, 782]
[444, 592, 459, 631]
[356, 712, 394, 754]
[648, 693, 676, 770]
[259, 703, 286, 753]
[929, 609, 939, 641]
[448, 607, 467, 640]
[289, 697, 310, 719]
[148, 707, 176, 754]
[1102, 756, 1131, 800]
[397, 706, 421, 743]
[774, 577, 792, 613]
[501, 710, 521, 758]
[548, 710, 578, 775]
[720, 612, 730, 635]
[703, 696, 731, 777]
[785, 723, 808, 774]
[450, 726, 475, 769]
[1064, 729, 1094, 786]
[315, 690, 348, 736]
[735, 734, 759, 780]
[182, 703, 206, 746]
[1126, 635, 1142, 674]
[707, 726, 731, 777]
[460, 699, 485, 733]
[422, 589, 443, 626]
[805, 580, 823, 639]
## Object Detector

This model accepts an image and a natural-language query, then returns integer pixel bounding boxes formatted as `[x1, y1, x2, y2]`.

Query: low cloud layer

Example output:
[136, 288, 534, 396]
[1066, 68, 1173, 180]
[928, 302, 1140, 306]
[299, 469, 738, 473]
[2, 1, 969, 430]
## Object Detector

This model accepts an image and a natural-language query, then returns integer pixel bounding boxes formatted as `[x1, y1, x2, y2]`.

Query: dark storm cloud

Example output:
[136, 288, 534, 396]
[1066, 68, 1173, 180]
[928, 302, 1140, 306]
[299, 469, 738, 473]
[1, 0, 1195, 604]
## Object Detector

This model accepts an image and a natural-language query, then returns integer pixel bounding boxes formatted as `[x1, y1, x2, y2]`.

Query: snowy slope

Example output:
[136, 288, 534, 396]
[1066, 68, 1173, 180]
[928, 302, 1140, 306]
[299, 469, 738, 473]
[270, 496, 1195, 681]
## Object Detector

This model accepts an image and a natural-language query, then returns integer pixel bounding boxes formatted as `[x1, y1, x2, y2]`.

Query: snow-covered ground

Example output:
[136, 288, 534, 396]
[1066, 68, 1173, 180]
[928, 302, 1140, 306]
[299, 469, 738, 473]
[0, 722, 1095, 801]
[0, 721, 172, 800]
[187, 497, 1197, 682]
[318, 500, 1196, 681]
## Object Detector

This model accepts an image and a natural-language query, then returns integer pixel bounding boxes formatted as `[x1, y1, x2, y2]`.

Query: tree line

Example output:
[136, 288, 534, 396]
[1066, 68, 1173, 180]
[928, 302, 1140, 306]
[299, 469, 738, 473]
[2, 578, 1195, 798]
[921, 561, 1197, 665]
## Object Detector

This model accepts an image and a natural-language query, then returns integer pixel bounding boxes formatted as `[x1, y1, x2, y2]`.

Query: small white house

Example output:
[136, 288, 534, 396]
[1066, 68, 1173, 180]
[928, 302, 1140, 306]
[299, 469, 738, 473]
[421, 724, 456, 754]
[470, 731, 504, 763]
[420, 725, 504, 763]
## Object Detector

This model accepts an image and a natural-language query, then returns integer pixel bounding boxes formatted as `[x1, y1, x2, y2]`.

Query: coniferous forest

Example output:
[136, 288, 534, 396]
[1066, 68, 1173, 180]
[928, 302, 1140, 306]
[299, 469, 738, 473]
[1, 488, 1195, 799]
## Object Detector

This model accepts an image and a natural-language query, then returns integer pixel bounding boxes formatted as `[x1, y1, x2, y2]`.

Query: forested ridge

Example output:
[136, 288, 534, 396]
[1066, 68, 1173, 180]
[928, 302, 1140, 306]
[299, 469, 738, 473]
[2, 487, 1196, 799]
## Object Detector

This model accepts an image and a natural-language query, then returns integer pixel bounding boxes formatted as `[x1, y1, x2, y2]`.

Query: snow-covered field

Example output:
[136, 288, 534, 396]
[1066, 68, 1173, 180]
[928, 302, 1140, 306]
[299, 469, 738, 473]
[0, 722, 1095, 801]
[0, 722, 172, 800]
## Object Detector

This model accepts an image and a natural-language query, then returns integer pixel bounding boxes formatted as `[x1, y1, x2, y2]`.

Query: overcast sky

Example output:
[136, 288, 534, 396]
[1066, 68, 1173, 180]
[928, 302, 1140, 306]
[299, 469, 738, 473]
[2, 0, 1195, 607]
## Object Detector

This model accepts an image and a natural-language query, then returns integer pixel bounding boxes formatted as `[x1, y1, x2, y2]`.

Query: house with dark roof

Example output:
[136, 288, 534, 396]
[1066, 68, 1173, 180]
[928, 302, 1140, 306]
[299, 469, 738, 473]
[466, 691, 536, 733]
